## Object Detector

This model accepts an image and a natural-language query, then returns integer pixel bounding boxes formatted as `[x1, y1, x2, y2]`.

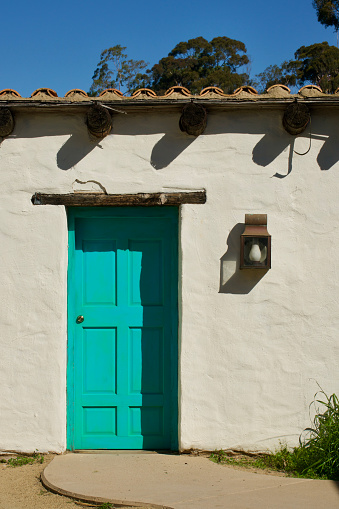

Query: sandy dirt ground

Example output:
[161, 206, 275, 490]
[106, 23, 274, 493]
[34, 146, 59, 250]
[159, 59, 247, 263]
[0, 452, 285, 508]
[0, 454, 153, 509]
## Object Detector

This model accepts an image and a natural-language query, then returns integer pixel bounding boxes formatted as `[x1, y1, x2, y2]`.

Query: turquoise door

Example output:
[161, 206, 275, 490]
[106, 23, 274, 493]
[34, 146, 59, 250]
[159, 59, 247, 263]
[67, 207, 178, 450]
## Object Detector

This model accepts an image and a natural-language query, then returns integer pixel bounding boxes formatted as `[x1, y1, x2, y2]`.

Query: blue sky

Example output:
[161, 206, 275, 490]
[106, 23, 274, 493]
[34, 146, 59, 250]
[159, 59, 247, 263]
[1, 0, 337, 97]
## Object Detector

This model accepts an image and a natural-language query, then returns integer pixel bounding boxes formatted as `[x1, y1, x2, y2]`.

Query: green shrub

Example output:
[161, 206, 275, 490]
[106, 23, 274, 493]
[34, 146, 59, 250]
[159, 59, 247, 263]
[258, 389, 339, 479]
[7, 452, 44, 467]
[299, 389, 339, 479]
[211, 387, 339, 480]
[210, 450, 228, 463]
[7, 456, 35, 467]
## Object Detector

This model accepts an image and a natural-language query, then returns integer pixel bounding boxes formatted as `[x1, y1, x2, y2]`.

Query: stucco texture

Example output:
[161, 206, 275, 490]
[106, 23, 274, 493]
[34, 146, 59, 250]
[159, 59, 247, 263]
[0, 106, 338, 452]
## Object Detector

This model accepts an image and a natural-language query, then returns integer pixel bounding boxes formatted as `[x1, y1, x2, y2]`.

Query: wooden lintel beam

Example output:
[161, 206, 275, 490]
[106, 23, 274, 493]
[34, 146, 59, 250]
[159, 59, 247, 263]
[31, 191, 206, 207]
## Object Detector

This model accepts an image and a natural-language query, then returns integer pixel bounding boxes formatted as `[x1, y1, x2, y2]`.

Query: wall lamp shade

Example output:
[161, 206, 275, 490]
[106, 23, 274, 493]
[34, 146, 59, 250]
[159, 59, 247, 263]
[240, 214, 271, 269]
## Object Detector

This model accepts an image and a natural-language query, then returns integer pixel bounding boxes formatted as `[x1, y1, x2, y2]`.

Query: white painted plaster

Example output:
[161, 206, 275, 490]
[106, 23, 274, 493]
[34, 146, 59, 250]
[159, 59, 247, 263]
[0, 107, 339, 452]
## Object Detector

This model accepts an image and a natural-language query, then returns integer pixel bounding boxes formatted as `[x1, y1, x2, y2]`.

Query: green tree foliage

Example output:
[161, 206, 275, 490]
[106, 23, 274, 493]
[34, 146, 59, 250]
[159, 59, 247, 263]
[146, 36, 250, 94]
[88, 45, 148, 96]
[255, 42, 339, 93]
[295, 42, 339, 91]
[255, 63, 298, 91]
[313, 0, 339, 31]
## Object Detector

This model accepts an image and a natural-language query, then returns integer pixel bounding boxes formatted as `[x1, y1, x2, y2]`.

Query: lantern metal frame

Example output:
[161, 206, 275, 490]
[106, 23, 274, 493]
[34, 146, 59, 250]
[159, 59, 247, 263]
[240, 214, 271, 270]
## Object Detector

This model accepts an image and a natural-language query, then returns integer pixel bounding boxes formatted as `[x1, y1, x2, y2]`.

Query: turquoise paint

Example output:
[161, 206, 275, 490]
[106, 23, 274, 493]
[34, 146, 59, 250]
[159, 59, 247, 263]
[67, 208, 178, 450]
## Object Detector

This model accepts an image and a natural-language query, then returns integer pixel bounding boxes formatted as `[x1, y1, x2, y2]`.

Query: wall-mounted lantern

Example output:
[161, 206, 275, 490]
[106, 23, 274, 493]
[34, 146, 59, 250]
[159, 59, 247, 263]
[240, 214, 271, 269]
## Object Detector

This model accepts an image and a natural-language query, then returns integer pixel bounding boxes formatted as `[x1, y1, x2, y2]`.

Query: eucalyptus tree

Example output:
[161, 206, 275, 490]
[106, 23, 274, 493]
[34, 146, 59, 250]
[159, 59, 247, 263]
[313, 1, 339, 46]
[313, 0, 339, 30]
[147, 36, 250, 95]
[88, 45, 148, 96]
[255, 42, 339, 93]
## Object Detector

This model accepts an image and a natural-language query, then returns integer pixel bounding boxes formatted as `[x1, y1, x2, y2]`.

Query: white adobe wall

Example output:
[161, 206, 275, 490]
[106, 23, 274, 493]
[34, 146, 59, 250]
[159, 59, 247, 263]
[0, 106, 338, 453]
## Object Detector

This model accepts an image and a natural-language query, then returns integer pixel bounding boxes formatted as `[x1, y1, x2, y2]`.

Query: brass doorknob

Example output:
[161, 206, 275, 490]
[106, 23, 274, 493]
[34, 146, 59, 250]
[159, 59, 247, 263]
[76, 315, 84, 324]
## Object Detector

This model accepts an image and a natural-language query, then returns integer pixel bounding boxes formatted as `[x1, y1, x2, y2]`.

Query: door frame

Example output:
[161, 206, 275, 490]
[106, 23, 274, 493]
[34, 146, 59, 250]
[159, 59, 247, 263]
[66, 206, 179, 450]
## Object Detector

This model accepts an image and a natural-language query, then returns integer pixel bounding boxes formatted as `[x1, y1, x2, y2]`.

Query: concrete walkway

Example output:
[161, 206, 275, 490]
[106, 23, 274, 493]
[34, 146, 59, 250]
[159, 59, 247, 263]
[42, 452, 339, 508]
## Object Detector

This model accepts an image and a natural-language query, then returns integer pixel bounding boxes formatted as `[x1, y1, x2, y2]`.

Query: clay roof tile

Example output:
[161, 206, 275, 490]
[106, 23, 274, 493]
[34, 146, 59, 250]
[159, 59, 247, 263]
[199, 86, 225, 97]
[131, 88, 157, 99]
[4, 84, 339, 104]
[266, 84, 291, 97]
[99, 88, 124, 99]
[31, 88, 58, 98]
[298, 84, 323, 97]
[162, 86, 191, 98]
[0, 89, 21, 98]
[267, 84, 291, 93]
[64, 89, 89, 98]
[233, 86, 258, 96]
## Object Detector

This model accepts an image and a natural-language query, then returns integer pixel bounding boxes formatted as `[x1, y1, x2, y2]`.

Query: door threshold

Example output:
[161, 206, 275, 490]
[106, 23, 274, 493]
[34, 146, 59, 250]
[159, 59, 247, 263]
[71, 450, 174, 455]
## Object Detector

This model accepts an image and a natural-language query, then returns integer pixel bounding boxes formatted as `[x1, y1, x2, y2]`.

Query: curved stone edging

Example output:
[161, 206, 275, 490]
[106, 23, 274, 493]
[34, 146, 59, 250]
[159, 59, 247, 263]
[40, 469, 173, 509]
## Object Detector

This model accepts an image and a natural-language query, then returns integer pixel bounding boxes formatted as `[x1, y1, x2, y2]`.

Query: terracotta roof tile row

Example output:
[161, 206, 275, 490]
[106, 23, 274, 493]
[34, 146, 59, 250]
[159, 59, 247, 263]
[0, 84, 336, 101]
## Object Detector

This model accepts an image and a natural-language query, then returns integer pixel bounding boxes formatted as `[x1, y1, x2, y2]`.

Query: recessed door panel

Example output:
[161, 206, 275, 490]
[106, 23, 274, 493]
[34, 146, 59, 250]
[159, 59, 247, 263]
[83, 407, 117, 436]
[129, 240, 163, 306]
[83, 240, 116, 305]
[82, 328, 117, 394]
[129, 327, 164, 395]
